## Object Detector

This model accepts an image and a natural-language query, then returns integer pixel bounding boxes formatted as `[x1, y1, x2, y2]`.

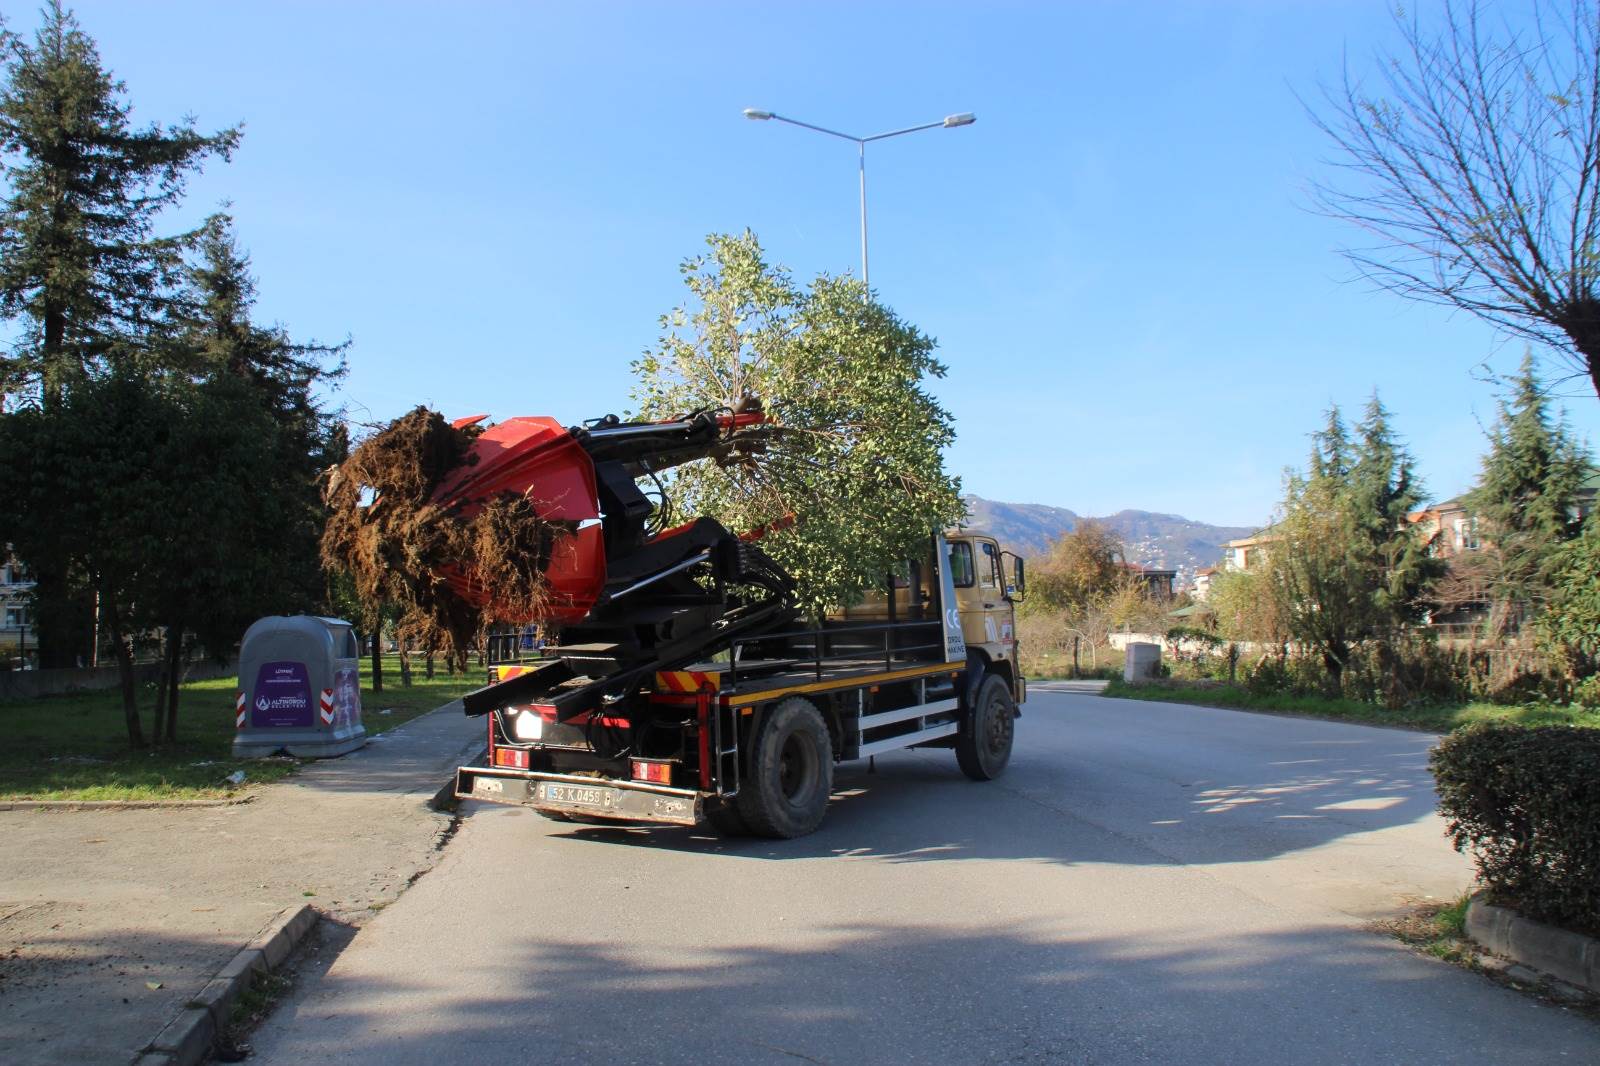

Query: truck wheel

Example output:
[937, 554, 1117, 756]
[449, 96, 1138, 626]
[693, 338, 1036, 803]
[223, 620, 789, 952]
[956, 673, 1015, 781]
[737, 696, 833, 838]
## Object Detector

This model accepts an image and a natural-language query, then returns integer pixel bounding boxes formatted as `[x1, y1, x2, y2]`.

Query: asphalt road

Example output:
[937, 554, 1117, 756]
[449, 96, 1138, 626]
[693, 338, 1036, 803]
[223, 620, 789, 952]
[249, 690, 1599, 1065]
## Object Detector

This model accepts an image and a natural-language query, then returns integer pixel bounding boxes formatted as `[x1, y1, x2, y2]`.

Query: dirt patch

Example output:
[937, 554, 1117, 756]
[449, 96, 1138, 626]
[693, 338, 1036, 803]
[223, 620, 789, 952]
[1374, 896, 1600, 1016]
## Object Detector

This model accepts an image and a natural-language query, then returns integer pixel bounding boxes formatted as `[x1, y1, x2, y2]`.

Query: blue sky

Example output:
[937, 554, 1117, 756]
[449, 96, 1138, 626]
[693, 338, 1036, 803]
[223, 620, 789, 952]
[23, 0, 1600, 528]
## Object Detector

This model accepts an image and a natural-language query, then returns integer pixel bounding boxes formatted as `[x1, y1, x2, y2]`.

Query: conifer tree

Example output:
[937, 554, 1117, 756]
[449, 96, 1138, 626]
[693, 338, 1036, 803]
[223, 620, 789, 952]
[164, 215, 346, 656]
[1270, 398, 1439, 685]
[0, 3, 237, 667]
[1464, 354, 1594, 635]
[0, 2, 238, 402]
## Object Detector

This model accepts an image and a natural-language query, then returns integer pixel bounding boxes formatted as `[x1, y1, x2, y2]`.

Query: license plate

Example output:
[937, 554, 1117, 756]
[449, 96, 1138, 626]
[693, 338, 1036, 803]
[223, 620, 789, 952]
[538, 782, 615, 810]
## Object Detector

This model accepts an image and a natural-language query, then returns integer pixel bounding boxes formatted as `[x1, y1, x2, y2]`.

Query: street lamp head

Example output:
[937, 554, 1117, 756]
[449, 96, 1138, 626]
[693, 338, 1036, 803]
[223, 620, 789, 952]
[942, 112, 976, 128]
[743, 108, 774, 120]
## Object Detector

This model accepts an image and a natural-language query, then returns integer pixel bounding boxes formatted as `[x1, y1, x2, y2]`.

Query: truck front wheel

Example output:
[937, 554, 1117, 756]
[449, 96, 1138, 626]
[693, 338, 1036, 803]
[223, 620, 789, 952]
[956, 673, 1015, 781]
[737, 696, 833, 838]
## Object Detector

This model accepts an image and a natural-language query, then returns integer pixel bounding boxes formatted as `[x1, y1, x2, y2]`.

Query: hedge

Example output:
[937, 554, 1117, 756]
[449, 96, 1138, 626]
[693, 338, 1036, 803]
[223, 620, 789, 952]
[1430, 723, 1600, 936]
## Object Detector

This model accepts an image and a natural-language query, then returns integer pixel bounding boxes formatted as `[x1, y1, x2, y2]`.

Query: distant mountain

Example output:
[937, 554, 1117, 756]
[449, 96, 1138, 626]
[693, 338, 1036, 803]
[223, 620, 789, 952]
[963, 495, 1257, 589]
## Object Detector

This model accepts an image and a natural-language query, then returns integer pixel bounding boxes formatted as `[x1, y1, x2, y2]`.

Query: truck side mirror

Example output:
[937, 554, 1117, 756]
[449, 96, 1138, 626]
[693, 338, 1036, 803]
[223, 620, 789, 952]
[1001, 552, 1025, 601]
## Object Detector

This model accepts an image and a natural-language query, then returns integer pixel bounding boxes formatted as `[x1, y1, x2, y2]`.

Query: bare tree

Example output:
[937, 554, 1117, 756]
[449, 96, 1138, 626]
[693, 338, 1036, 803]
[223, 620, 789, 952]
[1312, 0, 1600, 400]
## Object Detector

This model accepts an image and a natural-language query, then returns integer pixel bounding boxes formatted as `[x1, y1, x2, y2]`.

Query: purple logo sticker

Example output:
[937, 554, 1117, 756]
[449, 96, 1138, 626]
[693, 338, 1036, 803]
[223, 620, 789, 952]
[252, 661, 312, 728]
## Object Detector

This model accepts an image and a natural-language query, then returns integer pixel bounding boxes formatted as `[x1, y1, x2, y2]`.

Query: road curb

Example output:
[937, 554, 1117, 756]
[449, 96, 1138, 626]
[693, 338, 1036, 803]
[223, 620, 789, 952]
[1465, 895, 1600, 995]
[427, 746, 485, 813]
[134, 904, 319, 1066]
[1, 797, 252, 812]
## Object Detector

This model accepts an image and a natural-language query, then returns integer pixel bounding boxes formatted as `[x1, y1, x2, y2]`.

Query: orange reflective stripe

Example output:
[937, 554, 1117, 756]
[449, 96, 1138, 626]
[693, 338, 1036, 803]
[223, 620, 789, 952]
[654, 669, 722, 693]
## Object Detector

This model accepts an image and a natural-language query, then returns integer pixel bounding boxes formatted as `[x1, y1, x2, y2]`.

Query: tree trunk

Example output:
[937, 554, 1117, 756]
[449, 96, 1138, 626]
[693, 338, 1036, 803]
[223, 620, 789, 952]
[149, 646, 171, 750]
[104, 589, 143, 748]
[1554, 308, 1600, 403]
[369, 629, 383, 693]
[30, 558, 80, 670]
[1322, 647, 1346, 689]
[424, 642, 436, 680]
[42, 298, 65, 411]
[163, 629, 183, 743]
[398, 634, 412, 687]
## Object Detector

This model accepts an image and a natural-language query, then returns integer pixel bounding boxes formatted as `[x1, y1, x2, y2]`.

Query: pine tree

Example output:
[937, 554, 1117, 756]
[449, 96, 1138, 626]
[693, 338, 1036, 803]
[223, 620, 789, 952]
[1464, 353, 1595, 636]
[172, 214, 346, 626]
[0, 3, 237, 668]
[1270, 398, 1440, 686]
[0, 2, 238, 403]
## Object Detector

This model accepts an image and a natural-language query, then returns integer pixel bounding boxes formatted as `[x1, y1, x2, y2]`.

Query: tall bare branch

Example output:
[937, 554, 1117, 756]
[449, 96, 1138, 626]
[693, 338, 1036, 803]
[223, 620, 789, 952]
[1311, 0, 1600, 400]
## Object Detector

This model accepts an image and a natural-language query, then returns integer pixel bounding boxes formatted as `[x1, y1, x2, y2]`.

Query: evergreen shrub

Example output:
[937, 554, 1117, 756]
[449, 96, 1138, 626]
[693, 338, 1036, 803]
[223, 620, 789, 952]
[1430, 723, 1600, 935]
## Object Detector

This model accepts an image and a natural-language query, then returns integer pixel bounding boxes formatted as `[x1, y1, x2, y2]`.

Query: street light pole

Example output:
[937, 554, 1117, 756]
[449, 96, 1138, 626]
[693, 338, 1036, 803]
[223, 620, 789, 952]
[858, 140, 868, 288]
[743, 108, 975, 289]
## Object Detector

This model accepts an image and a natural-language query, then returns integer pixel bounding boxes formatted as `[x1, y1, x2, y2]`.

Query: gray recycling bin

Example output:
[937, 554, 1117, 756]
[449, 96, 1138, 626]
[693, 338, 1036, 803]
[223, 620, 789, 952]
[234, 615, 367, 758]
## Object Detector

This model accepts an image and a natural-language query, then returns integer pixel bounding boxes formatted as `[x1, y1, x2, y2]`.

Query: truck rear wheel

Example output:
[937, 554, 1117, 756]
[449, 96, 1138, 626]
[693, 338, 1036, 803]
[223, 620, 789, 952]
[956, 673, 1015, 781]
[737, 696, 833, 838]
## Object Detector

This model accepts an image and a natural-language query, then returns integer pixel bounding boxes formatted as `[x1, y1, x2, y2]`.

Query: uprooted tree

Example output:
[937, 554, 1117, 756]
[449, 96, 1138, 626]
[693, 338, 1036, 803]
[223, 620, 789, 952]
[631, 231, 966, 616]
[320, 407, 560, 672]
[321, 230, 965, 650]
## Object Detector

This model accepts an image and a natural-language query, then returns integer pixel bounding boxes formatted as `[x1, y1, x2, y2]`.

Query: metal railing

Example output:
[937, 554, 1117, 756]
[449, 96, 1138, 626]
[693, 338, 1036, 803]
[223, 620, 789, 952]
[728, 619, 945, 688]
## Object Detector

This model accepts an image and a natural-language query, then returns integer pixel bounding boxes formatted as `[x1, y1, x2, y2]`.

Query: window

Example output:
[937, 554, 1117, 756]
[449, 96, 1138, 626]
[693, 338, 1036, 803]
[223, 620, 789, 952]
[980, 541, 1001, 588]
[5, 604, 28, 628]
[948, 541, 975, 588]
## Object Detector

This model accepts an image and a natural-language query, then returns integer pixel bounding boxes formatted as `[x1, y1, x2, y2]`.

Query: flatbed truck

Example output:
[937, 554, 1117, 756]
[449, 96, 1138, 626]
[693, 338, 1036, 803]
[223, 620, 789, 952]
[456, 530, 1025, 837]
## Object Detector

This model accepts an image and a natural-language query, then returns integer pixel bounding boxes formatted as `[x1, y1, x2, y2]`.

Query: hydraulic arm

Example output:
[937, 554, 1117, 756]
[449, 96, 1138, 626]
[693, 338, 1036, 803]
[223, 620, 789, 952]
[433, 406, 796, 722]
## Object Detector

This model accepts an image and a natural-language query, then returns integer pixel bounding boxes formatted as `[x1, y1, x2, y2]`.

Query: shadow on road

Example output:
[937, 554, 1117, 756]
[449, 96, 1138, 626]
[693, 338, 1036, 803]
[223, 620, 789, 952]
[254, 915, 1595, 1065]
[514, 729, 1448, 872]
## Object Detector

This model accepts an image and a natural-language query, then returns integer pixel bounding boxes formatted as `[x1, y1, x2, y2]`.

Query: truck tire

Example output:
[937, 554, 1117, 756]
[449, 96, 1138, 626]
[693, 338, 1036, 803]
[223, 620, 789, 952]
[956, 672, 1015, 781]
[737, 696, 833, 838]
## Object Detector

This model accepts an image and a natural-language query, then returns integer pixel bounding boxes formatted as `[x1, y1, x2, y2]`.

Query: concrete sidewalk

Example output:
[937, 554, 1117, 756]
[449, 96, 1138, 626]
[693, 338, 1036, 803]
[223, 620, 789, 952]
[0, 700, 482, 1066]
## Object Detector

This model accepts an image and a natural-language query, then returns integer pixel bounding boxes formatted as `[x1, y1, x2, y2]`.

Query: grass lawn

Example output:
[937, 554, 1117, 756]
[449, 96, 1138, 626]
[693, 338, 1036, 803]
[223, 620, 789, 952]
[1102, 678, 1600, 733]
[0, 655, 486, 801]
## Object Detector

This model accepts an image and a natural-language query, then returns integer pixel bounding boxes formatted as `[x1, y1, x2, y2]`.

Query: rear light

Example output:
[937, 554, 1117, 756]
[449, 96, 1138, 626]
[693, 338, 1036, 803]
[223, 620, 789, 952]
[632, 759, 672, 785]
[495, 748, 530, 769]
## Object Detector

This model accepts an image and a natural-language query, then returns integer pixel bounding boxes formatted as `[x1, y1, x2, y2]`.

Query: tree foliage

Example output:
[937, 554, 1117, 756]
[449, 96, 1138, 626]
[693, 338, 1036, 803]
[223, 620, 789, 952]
[0, 2, 238, 670]
[1268, 397, 1441, 683]
[0, 1, 238, 403]
[1462, 352, 1594, 633]
[1027, 521, 1125, 613]
[632, 231, 964, 614]
[1537, 514, 1600, 692]
[1312, 0, 1600, 400]
[1208, 566, 1291, 644]
[177, 215, 346, 614]
[0, 9, 339, 741]
[0, 368, 282, 744]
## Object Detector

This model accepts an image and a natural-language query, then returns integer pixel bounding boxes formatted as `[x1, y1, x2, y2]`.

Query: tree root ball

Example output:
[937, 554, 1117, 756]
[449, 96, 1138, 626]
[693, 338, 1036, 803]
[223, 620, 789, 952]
[320, 407, 556, 665]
